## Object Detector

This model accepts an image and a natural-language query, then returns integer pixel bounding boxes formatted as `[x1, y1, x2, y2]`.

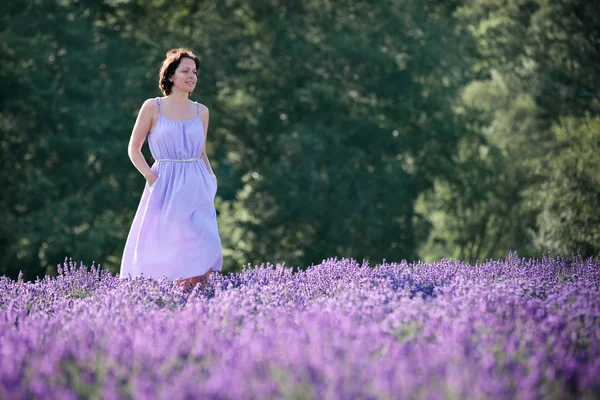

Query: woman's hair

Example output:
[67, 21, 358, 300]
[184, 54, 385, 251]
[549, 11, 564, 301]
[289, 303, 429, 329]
[158, 48, 200, 96]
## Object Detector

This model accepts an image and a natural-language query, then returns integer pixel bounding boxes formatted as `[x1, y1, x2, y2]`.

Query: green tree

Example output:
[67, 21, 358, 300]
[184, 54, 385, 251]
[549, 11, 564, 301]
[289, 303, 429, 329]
[457, 0, 600, 119]
[211, 0, 474, 268]
[534, 114, 600, 257]
[417, 0, 600, 262]
[417, 72, 540, 262]
[0, 0, 480, 280]
[0, 0, 150, 280]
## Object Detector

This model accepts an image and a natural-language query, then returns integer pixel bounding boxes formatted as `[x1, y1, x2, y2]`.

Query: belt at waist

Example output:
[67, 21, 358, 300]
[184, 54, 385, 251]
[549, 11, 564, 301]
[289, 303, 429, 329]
[155, 157, 203, 162]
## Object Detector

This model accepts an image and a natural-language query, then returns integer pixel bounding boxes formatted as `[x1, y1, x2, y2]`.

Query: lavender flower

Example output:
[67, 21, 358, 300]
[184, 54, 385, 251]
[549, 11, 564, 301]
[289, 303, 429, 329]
[0, 254, 598, 399]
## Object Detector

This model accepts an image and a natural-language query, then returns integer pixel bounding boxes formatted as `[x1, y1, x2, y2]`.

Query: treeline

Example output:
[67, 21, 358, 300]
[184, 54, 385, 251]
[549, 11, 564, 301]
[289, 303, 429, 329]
[1, 0, 598, 281]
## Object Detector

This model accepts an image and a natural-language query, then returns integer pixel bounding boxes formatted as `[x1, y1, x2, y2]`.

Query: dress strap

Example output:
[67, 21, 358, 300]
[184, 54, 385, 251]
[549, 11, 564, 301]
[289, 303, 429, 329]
[153, 97, 162, 115]
[196, 102, 200, 116]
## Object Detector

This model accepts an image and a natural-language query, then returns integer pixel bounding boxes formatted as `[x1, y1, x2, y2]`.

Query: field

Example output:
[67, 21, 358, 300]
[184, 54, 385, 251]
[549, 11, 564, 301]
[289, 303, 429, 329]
[1, 254, 599, 399]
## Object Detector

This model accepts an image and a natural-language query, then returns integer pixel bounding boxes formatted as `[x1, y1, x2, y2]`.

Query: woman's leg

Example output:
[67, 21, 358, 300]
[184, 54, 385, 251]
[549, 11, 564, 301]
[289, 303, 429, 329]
[176, 268, 212, 291]
[199, 268, 212, 290]
[175, 276, 199, 291]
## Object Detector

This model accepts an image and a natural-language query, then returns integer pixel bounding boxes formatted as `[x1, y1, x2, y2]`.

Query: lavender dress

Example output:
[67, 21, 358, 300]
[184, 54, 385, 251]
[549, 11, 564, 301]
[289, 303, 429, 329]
[120, 97, 222, 281]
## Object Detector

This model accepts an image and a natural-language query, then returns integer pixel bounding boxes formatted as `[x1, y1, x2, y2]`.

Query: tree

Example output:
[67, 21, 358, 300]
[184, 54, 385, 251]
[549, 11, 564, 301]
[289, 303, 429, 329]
[417, 71, 540, 262]
[0, 0, 150, 279]
[212, 0, 474, 268]
[534, 114, 600, 257]
[417, 0, 600, 262]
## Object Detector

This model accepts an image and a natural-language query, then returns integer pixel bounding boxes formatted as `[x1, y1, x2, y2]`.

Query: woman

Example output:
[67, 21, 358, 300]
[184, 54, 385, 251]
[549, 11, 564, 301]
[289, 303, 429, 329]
[119, 48, 222, 291]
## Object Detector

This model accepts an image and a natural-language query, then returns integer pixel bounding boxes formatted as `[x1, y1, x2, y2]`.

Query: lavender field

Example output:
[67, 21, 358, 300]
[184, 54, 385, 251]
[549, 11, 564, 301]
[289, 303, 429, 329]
[1, 254, 599, 400]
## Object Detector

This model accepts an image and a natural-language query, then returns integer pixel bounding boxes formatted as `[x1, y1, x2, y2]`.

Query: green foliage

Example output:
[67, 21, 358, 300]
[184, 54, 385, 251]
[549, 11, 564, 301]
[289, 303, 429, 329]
[214, 1, 472, 268]
[418, 0, 600, 262]
[417, 71, 541, 262]
[533, 114, 600, 257]
[1, 0, 598, 280]
[456, 0, 600, 118]
[0, 0, 152, 279]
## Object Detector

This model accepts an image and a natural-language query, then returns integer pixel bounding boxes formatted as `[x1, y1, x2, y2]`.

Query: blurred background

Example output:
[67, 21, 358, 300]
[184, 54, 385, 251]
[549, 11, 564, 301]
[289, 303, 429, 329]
[1, 0, 598, 281]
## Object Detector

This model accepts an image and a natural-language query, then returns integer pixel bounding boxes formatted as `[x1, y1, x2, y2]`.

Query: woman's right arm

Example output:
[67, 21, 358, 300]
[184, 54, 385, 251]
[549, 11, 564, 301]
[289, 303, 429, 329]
[127, 99, 157, 182]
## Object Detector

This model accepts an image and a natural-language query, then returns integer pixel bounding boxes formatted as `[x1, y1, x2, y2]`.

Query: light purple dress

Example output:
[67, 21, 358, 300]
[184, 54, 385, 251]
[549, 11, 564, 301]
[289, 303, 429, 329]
[120, 97, 222, 281]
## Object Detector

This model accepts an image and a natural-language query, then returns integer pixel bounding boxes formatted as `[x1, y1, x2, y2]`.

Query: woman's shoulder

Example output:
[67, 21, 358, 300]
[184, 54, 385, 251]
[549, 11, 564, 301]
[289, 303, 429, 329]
[143, 97, 163, 108]
[194, 101, 209, 123]
[136, 98, 161, 120]
[138, 97, 162, 113]
[194, 100, 209, 113]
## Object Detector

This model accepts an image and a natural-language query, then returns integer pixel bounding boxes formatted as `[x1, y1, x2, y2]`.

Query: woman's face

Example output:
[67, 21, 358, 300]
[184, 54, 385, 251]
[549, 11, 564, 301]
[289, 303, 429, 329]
[170, 57, 197, 94]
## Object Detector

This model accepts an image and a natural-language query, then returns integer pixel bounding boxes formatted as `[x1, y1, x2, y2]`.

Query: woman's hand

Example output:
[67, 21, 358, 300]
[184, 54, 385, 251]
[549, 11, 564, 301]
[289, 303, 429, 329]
[146, 173, 159, 187]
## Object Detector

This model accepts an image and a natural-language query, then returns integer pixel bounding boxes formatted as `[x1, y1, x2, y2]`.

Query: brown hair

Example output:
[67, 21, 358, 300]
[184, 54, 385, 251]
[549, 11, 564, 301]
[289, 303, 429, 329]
[158, 48, 200, 96]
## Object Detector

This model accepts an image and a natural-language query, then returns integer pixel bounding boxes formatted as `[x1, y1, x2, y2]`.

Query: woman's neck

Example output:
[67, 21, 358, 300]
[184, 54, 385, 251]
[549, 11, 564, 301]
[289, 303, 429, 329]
[167, 90, 189, 104]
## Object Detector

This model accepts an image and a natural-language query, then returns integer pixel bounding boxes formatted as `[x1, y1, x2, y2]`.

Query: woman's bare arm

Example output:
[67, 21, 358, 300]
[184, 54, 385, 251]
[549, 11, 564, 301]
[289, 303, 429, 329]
[199, 104, 217, 179]
[127, 99, 157, 180]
